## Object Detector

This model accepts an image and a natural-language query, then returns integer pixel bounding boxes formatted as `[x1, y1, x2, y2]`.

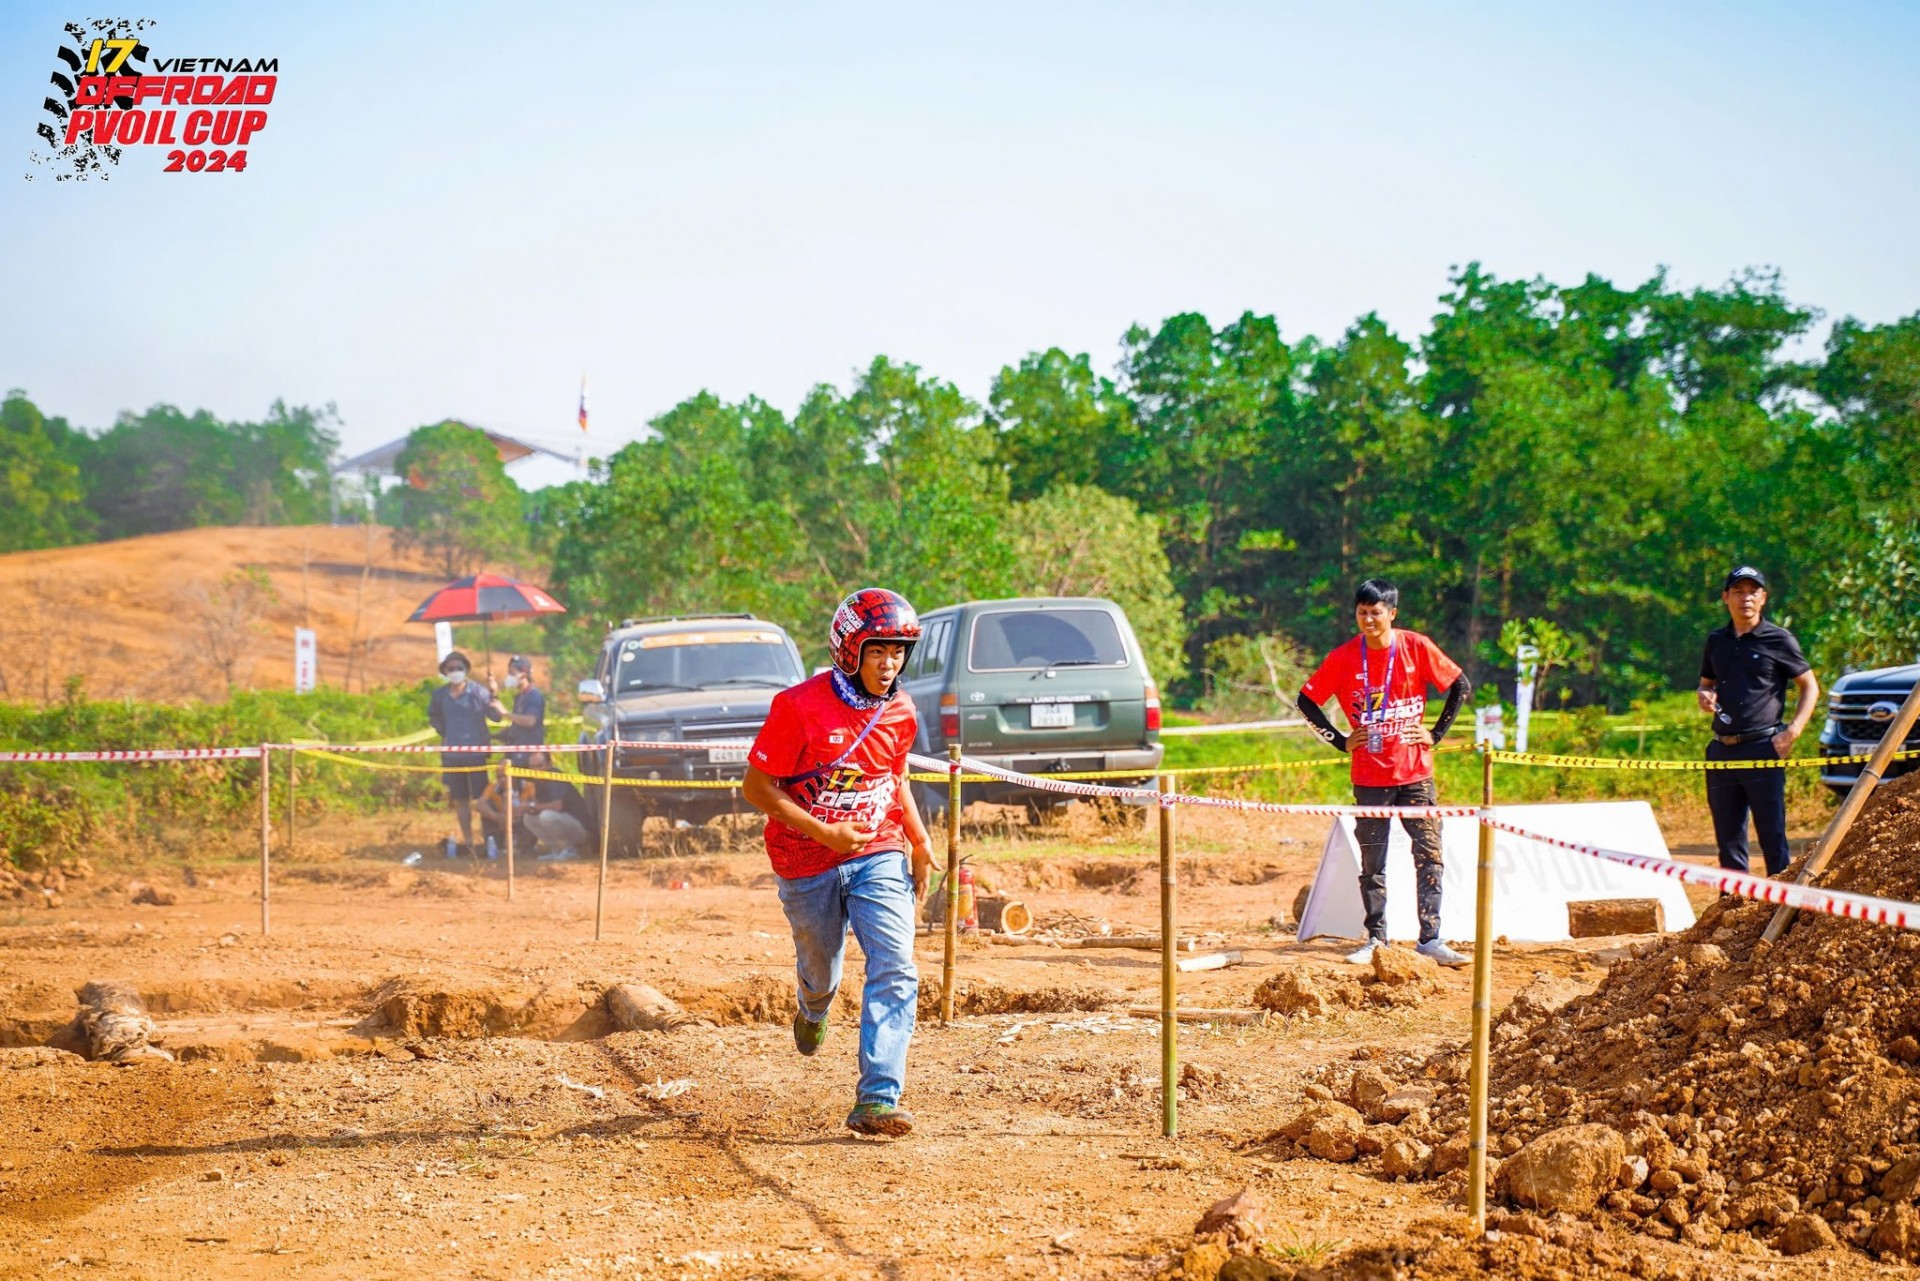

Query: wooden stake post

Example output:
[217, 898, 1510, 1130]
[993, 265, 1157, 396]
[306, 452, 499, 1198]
[1467, 748, 1496, 1233]
[1763, 681, 1920, 942]
[594, 737, 615, 942]
[940, 744, 961, 1025]
[1159, 773, 1178, 1139]
[504, 760, 517, 902]
[258, 744, 271, 936]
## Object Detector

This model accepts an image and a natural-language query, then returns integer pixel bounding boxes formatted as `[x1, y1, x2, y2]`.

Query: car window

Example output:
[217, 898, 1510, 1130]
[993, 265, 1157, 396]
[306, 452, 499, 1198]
[919, 618, 951, 679]
[968, 609, 1128, 671]
[609, 631, 803, 692]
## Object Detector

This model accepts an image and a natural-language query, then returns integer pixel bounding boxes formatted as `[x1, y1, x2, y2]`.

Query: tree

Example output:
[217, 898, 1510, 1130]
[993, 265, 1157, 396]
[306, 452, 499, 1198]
[1800, 513, 1920, 675]
[0, 391, 90, 551]
[187, 566, 279, 689]
[390, 421, 526, 576]
[1004, 485, 1187, 683]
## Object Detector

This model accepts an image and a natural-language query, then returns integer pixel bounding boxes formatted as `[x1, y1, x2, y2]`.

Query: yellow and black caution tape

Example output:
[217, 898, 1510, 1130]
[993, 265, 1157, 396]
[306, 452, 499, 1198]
[1490, 747, 1920, 773]
[510, 766, 743, 790]
[295, 748, 493, 774]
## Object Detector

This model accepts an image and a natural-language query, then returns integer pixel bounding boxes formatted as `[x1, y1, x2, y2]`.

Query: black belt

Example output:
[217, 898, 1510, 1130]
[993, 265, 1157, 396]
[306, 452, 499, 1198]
[1713, 726, 1780, 746]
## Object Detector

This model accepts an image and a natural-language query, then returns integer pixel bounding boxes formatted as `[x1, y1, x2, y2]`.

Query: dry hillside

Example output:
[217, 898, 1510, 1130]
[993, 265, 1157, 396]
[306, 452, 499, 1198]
[0, 526, 552, 702]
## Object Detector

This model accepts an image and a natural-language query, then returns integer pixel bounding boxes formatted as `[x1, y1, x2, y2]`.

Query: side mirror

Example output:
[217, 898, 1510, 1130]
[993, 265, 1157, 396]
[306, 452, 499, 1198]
[812, 666, 831, 676]
[578, 678, 606, 703]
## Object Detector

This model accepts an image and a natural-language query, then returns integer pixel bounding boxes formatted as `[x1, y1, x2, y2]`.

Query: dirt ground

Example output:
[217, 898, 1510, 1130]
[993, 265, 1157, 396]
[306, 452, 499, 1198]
[1, 802, 1892, 1281]
[0, 524, 536, 700]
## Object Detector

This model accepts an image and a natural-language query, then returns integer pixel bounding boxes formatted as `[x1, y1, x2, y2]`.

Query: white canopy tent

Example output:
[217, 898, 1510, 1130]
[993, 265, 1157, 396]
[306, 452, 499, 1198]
[1296, 801, 1696, 944]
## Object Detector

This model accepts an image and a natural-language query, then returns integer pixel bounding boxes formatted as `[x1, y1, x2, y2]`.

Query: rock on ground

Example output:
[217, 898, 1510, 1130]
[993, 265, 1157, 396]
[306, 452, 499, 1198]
[1501, 1124, 1625, 1214]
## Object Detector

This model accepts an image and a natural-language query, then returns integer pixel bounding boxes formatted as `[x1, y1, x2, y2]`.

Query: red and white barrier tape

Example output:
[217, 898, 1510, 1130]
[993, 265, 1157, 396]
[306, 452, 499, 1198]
[0, 747, 265, 762]
[916, 752, 1473, 820]
[271, 741, 602, 755]
[1483, 814, 1920, 931]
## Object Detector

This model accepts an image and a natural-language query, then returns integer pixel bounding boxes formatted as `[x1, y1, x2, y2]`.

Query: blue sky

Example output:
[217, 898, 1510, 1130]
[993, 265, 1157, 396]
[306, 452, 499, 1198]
[3, 1, 1916, 472]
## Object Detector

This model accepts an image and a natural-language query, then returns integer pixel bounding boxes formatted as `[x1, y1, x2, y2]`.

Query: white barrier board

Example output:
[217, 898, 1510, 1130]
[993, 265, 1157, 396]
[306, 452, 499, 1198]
[1296, 802, 1696, 943]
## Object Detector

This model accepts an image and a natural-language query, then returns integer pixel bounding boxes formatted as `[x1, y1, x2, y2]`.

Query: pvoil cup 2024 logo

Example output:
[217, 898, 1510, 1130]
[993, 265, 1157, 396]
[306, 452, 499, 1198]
[27, 18, 280, 181]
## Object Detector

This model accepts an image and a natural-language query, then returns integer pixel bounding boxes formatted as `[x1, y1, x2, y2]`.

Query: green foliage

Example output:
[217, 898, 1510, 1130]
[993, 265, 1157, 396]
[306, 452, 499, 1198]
[82, 400, 340, 538]
[1490, 617, 1592, 703]
[1197, 631, 1312, 722]
[1800, 512, 1920, 674]
[0, 391, 91, 551]
[1004, 486, 1187, 683]
[390, 421, 526, 576]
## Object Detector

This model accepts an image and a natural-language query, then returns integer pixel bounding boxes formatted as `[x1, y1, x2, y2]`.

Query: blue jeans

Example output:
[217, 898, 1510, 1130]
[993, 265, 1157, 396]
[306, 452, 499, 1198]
[775, 850, 919, 1106]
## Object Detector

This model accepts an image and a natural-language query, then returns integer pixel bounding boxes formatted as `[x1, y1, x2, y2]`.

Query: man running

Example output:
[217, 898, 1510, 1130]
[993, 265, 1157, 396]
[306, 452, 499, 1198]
[742, 588, 932, 1137]
[1296, 579, 1471, 967]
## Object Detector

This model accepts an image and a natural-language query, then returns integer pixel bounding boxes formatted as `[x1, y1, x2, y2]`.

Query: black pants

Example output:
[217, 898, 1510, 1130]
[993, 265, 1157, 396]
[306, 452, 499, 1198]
[1705, 737, 1790, 876]
[1353, 778, 1444, 944]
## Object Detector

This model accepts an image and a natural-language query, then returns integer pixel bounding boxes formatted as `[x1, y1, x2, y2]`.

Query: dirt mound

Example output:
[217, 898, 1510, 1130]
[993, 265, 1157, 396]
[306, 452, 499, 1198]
[923, 980, 1118, 1017]
[1253, 949, 1440, 1017]
[676, 974, 795, 1025]
[354, 977, 592, 1039]
[1420, 772, 1920, 1259]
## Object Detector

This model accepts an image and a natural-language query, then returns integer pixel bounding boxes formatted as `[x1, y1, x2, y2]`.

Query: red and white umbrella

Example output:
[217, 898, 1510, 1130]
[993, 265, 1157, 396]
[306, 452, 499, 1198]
[407, 573, 567, 674]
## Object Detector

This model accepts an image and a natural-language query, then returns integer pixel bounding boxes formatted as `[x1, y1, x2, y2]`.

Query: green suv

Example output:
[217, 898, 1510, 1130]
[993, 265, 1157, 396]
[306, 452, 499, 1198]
[897, 597, 1163, 815]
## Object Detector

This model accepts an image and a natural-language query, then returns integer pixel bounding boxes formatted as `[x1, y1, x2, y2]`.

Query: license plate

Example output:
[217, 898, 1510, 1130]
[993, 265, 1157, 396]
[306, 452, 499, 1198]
[1029, 703, 1075, 729]
[707, 745, 749, 764]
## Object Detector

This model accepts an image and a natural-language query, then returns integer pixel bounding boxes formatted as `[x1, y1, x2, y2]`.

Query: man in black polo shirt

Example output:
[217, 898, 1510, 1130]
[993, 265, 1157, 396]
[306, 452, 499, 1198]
[1698, 565, 1819, 876]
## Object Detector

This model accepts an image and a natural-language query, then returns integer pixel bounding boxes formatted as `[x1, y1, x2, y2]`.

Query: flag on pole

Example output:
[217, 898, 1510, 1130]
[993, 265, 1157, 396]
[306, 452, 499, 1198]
[577, 376, 589, 432]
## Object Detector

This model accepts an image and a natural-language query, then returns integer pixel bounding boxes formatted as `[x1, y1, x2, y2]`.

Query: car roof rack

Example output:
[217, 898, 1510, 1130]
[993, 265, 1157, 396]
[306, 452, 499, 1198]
[615, 612, 760, 628]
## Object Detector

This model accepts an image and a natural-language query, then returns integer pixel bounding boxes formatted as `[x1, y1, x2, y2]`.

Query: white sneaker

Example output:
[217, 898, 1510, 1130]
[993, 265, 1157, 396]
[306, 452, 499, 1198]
[1344, 940, 1381, 966]
[1415, 939, 1470, 968]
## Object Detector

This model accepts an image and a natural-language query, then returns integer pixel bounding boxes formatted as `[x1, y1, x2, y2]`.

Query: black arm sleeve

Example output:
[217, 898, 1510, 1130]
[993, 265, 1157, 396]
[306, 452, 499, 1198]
[1430, 674, 1471, 745]
[1296, 691, 1348, 753]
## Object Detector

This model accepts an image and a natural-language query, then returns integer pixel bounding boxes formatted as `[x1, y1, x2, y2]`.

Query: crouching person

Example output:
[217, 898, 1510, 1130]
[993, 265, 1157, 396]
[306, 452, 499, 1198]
[741, 588, 932, 1137]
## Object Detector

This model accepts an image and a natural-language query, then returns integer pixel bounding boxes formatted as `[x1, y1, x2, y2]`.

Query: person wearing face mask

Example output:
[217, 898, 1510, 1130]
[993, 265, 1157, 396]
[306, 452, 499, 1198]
[490, 654, 547, 764]
[428, 650, 494, 857]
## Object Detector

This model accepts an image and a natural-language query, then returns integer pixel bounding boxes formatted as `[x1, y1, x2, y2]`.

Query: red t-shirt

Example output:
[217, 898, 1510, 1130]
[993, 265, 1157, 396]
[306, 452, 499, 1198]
[749, 672, 918, 880]
[1300, 630, 1463, 788]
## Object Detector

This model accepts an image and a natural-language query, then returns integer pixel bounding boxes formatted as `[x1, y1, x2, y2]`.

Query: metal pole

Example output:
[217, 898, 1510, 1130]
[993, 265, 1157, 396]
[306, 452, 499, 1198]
[1159, 772, 1178, 1139]
[504, 760, 516, 903]
[594, 736, 615, 942]
[1467, 747, 1496, 1233]
[1763, 680, 1920, 941]
[258, 744, 271, 936]
[940, 744, 961, 1026]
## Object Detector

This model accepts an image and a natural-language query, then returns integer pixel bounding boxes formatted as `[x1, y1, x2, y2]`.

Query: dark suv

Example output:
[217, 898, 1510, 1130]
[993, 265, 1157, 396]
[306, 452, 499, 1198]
[577, 614, 806, 853]
[1818, 662, 1920, 795]
[897, 597, 1162, 816]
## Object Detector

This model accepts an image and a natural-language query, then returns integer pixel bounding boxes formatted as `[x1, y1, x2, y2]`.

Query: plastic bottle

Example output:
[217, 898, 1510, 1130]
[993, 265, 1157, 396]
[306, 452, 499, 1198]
[485, 834, 499, 861]
[444, 836, 458, 860]
[957, 864, 978, 932]
[402, 852, 423, 867]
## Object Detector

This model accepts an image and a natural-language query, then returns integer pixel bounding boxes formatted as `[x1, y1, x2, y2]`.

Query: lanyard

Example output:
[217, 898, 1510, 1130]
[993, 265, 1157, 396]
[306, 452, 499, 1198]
[779, 701, 890, 790]
[1360, 639, 1397, 725]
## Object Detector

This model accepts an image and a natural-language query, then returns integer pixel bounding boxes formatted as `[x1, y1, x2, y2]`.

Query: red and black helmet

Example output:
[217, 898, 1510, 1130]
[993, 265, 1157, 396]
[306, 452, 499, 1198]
[829, 588, 922, 677]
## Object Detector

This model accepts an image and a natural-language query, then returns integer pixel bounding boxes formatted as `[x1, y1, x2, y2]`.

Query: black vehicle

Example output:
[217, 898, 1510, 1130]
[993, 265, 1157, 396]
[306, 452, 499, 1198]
[1818, 662, 1920, 795]
[577, 614, 807, 854]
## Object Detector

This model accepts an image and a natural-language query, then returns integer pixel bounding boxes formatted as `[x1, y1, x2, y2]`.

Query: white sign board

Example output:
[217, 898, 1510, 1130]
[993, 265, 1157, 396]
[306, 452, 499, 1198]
[294, 627, 318, 694]
[1474, 705, 1506, 749]
[1514, 642, 1539, 752]
[1296, 801, 1695, 944]
[434, 621, 455, 665]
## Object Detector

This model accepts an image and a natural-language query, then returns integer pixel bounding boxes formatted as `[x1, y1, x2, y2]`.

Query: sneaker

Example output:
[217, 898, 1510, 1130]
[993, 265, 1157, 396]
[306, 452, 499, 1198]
[845, 1102, 915, 1136]
[1415, 939, 1471, 968]
[1344, 939, 1382, 966]
[792, 1010, 828, 1057]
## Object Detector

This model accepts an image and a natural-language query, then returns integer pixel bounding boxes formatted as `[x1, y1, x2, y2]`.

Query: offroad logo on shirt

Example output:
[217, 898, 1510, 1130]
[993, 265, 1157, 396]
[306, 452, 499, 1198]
[791, 767, 896, 831]
[1354, 692, 1425, 738]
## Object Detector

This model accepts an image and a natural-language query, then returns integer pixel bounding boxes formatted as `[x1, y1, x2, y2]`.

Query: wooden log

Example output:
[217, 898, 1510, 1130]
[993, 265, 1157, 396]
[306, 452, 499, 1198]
[1062, 933, 1201, 951]
[1126, 1006, 1269, 1025]
[1175, 950, 1244, 973]
[1567, 898, 1665, 937]
[976, 896, 1032, 935]
[74, 980, 172, 1062]
[603, 983, 710, 1032]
